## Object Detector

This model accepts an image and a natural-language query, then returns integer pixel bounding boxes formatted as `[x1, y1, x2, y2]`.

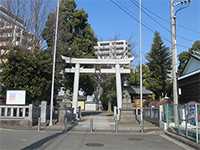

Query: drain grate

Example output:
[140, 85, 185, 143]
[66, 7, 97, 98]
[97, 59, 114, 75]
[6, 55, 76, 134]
[128, 137, 143, 141]
[85, 142, 104, 147]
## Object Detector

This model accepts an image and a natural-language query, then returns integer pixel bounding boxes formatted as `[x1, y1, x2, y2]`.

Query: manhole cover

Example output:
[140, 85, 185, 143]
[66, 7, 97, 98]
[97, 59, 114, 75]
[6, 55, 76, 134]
[128, 137, 142, 141]
[85, 143, 104, 147]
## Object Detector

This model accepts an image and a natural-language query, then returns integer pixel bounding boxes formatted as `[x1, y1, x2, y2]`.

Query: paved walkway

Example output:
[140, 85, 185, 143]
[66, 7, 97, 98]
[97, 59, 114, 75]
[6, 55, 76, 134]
[73, 112, 159, 132]
[73, 112, 115, 131]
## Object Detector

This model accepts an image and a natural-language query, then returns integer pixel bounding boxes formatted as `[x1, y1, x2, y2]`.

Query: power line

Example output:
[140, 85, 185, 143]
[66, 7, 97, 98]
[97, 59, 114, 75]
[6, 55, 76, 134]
[131, 0, 200, 35]
[109, 0, 189, 49]
[128, 0, 195, 42]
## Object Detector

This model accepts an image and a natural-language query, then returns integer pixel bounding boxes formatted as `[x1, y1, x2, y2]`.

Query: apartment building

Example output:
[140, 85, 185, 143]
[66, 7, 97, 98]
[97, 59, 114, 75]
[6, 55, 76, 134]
[94, 40, 131, 59]
[0, 5, 34, 63]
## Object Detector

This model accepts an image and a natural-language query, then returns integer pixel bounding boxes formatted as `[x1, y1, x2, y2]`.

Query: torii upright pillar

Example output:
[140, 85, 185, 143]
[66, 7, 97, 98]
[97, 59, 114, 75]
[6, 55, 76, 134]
[116, 63, 122, 111]
[72, 63, 80, 114]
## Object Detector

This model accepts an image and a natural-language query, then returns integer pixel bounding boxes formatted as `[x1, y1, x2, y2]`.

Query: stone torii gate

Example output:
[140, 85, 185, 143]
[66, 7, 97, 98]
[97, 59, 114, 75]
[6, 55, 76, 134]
[61, 56, 133, 114]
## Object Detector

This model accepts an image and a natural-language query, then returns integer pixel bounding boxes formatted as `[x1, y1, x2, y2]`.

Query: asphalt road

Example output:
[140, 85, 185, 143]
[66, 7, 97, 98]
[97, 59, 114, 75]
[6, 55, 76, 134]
[41, 131, 193, 150]
[0, 129, 61, 150]
[0, 113, 195, 150]
[0, 128, 195, 150]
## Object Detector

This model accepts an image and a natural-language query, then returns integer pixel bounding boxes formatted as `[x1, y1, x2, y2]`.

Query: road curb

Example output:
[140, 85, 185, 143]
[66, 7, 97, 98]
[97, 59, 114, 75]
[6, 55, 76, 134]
[164, 131, 200, 150]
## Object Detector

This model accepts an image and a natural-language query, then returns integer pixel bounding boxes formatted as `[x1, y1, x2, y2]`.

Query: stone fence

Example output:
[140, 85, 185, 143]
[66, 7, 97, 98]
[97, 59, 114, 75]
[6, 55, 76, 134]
[0, 105, 32, 120]
[0, 101, 71, 128]
[0, 104, 41, 128]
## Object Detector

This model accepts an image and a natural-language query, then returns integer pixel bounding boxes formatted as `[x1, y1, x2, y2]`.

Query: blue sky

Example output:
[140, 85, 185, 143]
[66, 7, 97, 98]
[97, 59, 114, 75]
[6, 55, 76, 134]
[49, 0, 200, 64]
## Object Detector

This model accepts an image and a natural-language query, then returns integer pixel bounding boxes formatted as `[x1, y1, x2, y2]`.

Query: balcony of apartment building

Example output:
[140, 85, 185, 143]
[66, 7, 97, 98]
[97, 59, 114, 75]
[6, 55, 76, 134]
[0, 25, 13, 29]
[0, 33, 13, 42]
[0, 26, 14, 33]
[0, 41, 10, 48]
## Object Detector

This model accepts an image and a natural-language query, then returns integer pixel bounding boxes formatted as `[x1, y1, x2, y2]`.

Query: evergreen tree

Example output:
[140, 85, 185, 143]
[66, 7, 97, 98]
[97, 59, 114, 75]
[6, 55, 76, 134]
[0, 49, 52, 104]
[43, 0, 97, 58]
[178, 40, 200, 74]
[178, 51, 190, 75]
[128, 65, 150, 88]
[146, 32, 172, 99]
[42, 0, 97, 95]
[189, 40, 200, 53]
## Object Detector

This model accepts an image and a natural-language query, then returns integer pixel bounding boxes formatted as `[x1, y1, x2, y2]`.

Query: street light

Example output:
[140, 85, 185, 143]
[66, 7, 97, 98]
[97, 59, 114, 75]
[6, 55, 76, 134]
[170, 0, 191, 126]
[174, 0, 192, 15]
[139, 0, 143, 132]
[49, 0, 60, 126]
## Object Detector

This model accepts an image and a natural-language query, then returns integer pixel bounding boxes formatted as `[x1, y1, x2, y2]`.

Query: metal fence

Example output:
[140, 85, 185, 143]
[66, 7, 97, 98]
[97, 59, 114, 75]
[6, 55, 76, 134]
[143, 107, 160, 125]
[143, 103, 200, 144]
[161, 103, 200, 144]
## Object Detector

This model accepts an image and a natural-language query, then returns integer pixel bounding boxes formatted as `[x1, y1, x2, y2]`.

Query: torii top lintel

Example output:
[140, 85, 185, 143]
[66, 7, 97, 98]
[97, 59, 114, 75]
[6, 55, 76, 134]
[61, 55, 134, 65]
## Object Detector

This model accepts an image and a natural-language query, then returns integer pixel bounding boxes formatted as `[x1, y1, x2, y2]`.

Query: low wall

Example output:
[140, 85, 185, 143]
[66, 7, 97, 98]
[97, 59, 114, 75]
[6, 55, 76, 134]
[0, 104, 39, 128]
[0, 119, 32, 128]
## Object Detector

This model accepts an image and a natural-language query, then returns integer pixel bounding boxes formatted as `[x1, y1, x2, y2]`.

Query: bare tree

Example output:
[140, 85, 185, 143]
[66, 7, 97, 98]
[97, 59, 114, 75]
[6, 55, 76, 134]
[29, 0, 48, 49]
[1, 0, 48, 50]
[1, 0, 26, 20]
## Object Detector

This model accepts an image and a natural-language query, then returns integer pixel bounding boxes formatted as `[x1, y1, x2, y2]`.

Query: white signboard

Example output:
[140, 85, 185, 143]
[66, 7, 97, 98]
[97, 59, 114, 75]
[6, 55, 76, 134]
[6, 90, 26, 105]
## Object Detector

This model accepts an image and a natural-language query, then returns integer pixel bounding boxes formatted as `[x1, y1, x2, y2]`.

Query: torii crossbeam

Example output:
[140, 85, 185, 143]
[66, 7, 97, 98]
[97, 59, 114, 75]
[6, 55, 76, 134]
[61, 56, 133, 114]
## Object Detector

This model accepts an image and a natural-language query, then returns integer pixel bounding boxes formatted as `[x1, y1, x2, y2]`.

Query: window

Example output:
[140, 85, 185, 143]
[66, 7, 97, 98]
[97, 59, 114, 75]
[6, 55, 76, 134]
[116, 42, 124, 45]
[100, 43, 109, 46]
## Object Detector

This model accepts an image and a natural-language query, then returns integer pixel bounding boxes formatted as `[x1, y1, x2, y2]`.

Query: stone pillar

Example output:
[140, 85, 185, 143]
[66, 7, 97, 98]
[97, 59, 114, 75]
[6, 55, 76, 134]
[40, 101, 47, 125]
[115, 64, 122, 110]
[72, 63, 80, 114]
[28, 104, 33, 122]
[58, 102, 65, 124]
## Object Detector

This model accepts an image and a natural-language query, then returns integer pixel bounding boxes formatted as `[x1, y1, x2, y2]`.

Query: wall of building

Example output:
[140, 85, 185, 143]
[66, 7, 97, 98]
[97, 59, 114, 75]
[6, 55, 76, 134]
[178, 73, 200, 104]
[94, 40, 131, 59]
[0, 6, 34, 64]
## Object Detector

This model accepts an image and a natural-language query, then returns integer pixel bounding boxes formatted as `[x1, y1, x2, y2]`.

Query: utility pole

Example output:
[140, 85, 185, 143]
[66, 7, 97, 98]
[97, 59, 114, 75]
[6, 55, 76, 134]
[49, 0, 60, 126]
[170, 0, 192, 126]
[139, 0, 143, 132]
[170, 0, 179, 126]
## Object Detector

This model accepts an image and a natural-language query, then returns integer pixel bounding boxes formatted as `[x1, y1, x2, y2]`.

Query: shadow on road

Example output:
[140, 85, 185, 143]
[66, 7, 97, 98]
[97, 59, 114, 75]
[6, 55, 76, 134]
[21, 123, 76, 150]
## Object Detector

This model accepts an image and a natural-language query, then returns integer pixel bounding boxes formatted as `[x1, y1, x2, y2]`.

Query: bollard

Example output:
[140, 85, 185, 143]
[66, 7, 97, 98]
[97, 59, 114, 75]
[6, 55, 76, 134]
[185, 104, 188, 137]
[166, 104, 169, 129]
[195, 104, 199, 144]
[114, 118, 118, 134]
[159, 105, 162, 128]
[114, 106, 117, 118]
[64, 117, 68, 131]
[38, 117, 41, 132]
[90, 118, 93, 133]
